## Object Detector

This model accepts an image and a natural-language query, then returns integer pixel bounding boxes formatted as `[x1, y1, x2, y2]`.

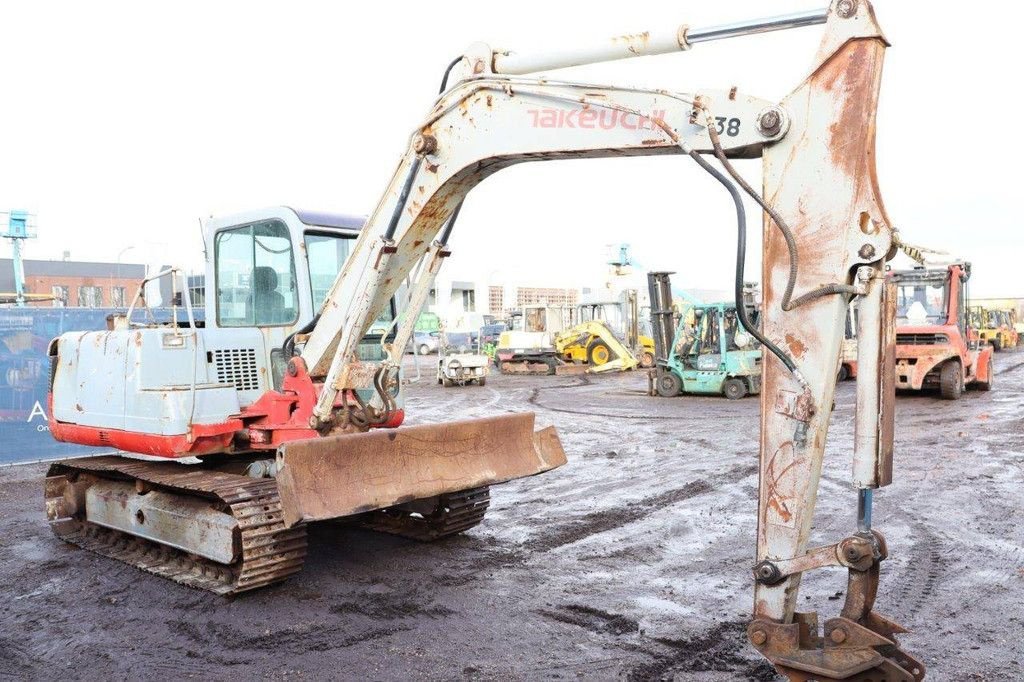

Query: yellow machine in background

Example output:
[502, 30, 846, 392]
[970, 306, 1019, 351]
[554, 320, 639, 373]
[496, 304, 645, 374]
[574, 291, 656, 368]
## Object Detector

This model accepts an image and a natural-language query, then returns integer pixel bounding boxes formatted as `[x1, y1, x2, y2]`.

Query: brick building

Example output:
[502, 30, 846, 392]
[0, 258, 151, 307]
[488, 285, 579, 316]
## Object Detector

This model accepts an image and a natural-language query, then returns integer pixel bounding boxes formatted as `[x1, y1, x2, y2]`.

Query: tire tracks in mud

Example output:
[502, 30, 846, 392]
[525, 462, 758, 552]
[168, 617, 409, 658]
[890, 519, 944, 619]
[0, 636, 34, 676]
[531, 607, 776, 681]
[622, 620, 778, 682]
[536, 604, 640, 636]
[995, 358, 1024, 376]
[526, 375, 708, 421]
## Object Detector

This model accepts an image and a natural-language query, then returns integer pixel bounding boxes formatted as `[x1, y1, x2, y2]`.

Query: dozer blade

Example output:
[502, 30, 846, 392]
[275, 411, 566, 526]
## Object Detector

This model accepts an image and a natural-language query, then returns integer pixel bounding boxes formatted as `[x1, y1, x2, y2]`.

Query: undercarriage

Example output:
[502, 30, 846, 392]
[46, 456, 491, 595]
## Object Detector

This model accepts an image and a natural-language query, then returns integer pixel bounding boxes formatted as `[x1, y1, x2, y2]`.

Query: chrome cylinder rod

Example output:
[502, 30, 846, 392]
[493, 8, 828, 75]
[857, 488, 874, 533]
[687, 9, 829, 44]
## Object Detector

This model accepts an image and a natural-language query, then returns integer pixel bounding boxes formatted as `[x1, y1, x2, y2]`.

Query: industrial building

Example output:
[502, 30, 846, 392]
[0, 258, 147, 307]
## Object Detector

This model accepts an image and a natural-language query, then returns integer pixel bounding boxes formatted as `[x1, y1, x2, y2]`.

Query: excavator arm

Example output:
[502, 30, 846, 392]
[287, 2, 921, 678]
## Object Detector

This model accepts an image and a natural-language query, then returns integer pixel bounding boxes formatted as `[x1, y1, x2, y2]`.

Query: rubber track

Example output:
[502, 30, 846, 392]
[352, 486, 490, 541]
[45, 456, 307, 596]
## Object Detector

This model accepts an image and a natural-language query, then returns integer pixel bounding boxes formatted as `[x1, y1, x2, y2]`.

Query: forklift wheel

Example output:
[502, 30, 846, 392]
[639, 351, 655, 369]
[992, 337, 1003, 352]
[477, 377, 487, 387]
[723, 378, 748, 400]
[837, 364, 849, 382]
[656, 373, 681, 398]
[939, 361, 962, 400]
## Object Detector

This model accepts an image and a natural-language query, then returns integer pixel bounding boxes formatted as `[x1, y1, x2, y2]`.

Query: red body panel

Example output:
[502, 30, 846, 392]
[48, 358, 405, 459]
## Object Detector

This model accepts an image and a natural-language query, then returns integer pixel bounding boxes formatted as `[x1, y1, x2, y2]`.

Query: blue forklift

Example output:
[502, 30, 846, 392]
[647, 272, 762, 399]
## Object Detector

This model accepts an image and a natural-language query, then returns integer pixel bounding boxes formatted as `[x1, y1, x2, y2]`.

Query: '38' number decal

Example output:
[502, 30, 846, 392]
[714, 117, 741, 137]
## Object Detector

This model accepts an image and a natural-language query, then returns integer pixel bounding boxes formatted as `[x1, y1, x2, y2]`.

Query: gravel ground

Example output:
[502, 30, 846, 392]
[1, 352, 1021, 681]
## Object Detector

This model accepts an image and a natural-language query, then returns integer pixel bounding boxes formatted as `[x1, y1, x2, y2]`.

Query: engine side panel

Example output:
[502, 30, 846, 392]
[51, 328, 247, 437]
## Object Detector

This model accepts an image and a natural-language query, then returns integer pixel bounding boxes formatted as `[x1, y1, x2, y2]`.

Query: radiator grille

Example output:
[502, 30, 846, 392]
[212, 348, 260, 391]
[896, 333, 948, 346]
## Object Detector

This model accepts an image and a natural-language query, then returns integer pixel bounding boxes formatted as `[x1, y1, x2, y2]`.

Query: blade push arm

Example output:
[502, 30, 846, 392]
[299, 2, 920, 678]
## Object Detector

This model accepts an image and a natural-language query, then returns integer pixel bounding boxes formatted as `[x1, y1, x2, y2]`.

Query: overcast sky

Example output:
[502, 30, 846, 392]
[0, 1, 1020, 297]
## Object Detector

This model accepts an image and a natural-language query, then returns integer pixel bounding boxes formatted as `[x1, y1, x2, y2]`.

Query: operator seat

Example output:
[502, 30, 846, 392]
[247, 266, 286, 324]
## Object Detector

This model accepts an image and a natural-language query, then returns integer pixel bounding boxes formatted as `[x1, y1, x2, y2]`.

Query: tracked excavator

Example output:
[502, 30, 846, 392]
[44, 2, 923, 678]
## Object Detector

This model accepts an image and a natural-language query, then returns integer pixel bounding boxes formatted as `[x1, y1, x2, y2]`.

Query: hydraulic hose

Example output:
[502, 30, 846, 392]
[439, 56, 464, 94]
[383, 156, 422, 241]
[704, 112, 859, 309]
[283, 313, 321, 358]
[683, 147, 801, 378]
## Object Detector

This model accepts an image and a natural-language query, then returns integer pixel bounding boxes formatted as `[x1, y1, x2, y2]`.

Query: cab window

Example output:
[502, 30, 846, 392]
[304, 231, 353, 311]
[215, 220, 298, 327]
[303, 230, 395, 333]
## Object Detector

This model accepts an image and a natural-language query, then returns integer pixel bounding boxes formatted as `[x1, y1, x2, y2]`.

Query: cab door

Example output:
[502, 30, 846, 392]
[209, 217, 306, 394]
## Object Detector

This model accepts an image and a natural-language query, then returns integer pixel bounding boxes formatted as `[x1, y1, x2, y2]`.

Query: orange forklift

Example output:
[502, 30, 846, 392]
[892, 262, 994, 399]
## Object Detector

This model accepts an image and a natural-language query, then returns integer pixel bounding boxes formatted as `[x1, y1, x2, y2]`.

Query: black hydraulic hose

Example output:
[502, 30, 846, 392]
[283, 313, 321, 358]
[705, 116, 859, 309]
[342, 389, 370, 430]
[684, 148, 799, 376]
[439, 56, 463, 94]
[439, 200, 462, 245]
[387, 56, 467, 245]
[371, 365, 398, 424]
[384, 155, 422, 241]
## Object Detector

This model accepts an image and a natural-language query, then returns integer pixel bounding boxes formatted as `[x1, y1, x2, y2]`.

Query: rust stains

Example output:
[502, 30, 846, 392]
[613, 31, 651, 56]
[784, 333, 806, 359]
[816, 39, 883, 182]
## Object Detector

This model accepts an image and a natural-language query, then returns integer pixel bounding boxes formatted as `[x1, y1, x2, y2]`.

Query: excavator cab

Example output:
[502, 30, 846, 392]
[47, 207, 403, 457]
[206, 208, 399, 391]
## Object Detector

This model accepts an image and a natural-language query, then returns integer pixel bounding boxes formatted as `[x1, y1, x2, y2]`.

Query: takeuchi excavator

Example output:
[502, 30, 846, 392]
[45, 2, 922, 679]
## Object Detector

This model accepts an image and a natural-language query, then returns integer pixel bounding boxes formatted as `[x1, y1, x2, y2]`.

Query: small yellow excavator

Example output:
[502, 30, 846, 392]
[554, 319, 639, 373]
[573, 292, 657, 368]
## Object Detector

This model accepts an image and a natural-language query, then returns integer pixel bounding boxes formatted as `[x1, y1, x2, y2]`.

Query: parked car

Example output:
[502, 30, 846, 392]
[412, 330, 440, 355]
[480, 322, 508, 346]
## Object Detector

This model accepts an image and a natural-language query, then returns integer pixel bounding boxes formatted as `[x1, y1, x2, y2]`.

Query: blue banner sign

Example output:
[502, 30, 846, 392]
[0, 307, 202, 465]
